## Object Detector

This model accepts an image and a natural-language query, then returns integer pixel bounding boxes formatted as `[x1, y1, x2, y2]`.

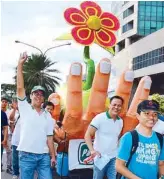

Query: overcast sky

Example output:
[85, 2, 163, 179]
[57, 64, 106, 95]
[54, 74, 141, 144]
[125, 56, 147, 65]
[1, 0, 117, 91]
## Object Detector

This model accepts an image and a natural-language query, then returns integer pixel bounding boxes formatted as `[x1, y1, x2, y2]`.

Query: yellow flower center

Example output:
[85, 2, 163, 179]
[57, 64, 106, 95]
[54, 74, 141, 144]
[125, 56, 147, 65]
[87, 16, 101, 31]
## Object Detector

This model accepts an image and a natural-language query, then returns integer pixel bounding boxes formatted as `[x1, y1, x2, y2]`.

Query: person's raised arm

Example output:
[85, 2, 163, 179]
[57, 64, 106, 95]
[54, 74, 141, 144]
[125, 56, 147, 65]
[17, 52, 28, 99]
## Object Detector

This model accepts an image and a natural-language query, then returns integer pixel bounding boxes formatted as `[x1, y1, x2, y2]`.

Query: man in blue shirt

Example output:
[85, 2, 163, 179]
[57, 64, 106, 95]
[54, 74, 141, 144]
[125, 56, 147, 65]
[116, 100, 164, 179]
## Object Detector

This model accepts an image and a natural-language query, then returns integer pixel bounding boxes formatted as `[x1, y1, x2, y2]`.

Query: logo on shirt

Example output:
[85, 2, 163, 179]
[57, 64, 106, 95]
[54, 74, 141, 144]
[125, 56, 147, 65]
[136, 142, 160, 165]
[78, 142, 93, 165]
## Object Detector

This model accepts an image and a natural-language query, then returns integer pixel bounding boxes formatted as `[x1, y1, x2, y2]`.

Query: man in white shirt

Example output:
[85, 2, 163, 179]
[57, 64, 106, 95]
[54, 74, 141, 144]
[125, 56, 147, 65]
[85, 95, 124, 179]
[16, 52, 56, 179]
[9, 98, 20, 179]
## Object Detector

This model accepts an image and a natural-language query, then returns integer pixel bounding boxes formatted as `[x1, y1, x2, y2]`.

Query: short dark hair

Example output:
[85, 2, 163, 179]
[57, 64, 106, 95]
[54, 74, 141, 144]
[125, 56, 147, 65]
[43, 101, 54, 109]
[1, 96, 10, 102]
[110, 95, 124, 105]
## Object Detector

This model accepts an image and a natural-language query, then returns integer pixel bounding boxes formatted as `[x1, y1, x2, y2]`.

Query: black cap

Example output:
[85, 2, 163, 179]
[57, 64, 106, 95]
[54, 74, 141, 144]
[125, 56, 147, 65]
[137, 100, 159, 114]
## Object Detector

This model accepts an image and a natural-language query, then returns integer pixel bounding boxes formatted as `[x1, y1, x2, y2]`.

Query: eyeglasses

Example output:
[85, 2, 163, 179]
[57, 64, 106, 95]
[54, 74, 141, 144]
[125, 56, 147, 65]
[33, 92, 45, 97]
[141, 111, 158, 119]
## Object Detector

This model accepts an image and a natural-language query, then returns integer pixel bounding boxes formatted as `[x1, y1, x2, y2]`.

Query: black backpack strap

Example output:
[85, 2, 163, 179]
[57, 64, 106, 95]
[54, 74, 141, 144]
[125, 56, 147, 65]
[116, 130, 139, 179]
[155, 132, 163, 150]
[126, 130, 139, 167]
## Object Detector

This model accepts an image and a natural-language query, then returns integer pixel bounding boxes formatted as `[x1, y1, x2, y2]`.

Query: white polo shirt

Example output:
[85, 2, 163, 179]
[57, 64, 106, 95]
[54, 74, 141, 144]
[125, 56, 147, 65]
[153, 119, 164, 135]
[90, 111, 123, 158]
[17, 97, 54, 154]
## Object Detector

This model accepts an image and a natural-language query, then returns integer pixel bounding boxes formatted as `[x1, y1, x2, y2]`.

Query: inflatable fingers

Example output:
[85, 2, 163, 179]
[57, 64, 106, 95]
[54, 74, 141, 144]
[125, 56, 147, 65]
[121, 76, 152, 135]
[115, 70, 134, 117]
[62, 63, 83, 139]
[84, 59, 111, 122]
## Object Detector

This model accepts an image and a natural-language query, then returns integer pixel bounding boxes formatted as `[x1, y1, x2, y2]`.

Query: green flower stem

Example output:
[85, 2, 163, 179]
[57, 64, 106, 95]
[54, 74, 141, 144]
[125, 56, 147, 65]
[82, 46, 95, 91]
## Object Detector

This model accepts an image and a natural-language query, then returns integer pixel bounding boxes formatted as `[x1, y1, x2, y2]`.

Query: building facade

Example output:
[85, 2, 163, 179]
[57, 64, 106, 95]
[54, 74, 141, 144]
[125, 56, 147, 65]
[110, 1, 164, 95]
[112, 1, 164, 53]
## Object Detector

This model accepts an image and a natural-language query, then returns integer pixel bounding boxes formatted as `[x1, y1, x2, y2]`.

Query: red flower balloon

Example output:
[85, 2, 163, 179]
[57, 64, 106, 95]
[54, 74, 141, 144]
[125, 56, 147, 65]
[64, 1, 120, 47]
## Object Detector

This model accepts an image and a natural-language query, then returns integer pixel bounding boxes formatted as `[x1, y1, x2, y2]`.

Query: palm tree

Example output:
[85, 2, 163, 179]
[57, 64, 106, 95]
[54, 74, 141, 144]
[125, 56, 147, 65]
[14, 54, 61, 99]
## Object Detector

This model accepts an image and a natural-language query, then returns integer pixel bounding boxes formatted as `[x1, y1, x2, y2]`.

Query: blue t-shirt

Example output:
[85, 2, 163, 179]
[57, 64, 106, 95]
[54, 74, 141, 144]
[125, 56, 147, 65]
[1, 110, 8, 142]
[117, 131, 164, 179]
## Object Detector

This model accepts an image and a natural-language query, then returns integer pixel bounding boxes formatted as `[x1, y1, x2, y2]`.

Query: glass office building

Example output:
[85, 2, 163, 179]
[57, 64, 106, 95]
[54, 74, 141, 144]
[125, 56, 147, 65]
[138, 1, 164, 36]
[133, 46, 164, 70]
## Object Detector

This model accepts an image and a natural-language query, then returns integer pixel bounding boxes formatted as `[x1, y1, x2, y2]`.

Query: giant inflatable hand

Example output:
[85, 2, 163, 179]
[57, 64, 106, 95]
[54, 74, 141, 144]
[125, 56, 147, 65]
[50, 1, 152, 147]
[51, 59, 152, 141]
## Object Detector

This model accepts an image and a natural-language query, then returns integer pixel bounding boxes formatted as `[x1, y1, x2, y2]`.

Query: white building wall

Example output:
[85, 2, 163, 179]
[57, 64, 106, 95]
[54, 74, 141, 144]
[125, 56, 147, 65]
[116, 1, 139, 43]
[112, 28, 164, 77]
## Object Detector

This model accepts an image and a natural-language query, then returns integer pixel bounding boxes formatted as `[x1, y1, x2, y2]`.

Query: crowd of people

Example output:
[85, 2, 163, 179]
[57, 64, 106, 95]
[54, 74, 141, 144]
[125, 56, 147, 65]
[85, 97, 164, 179]
[1, 51, 164, 179]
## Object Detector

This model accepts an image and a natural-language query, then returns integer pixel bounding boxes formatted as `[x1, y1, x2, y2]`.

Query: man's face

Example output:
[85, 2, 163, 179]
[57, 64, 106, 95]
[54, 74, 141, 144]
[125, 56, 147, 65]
[137, 110, 158, 128]
[109, 98, 123, 116]
[1, 99, 8, 110]
[30, 90, 45, 107]
[46, 105, 54, 115]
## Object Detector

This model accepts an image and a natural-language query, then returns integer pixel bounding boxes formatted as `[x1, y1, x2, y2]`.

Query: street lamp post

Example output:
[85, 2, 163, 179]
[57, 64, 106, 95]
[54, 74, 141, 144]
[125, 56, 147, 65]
[15, 40, 71, 56]
[15, 40, 71, 86]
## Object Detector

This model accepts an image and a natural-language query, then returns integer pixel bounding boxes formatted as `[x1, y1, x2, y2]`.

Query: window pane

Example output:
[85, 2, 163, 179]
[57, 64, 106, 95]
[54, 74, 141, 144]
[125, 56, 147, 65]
[151, 21, 156, 28]
[157, 16, 163, 21]
[157, 7, 162, 12]
[145, 29, 150, 35]
[139, 5, 145, 12]
[146, 6, 151, 12]
[152, 1, 156, 6]
[151, 29, 156, 33]
[151, 6, 156, 13]
[157, 22, 162, 29]
[139, 29, 145, 35]
[145, 16, 151, 20]
[157, 1, 162, 6]
[139, 1, 145, 5]
[139, 15, 145, 20]
[146, 1, 151, 5]
[151, 16, 156, 21]
[145, 21, 150, 29]
[139, 20, 144, 29]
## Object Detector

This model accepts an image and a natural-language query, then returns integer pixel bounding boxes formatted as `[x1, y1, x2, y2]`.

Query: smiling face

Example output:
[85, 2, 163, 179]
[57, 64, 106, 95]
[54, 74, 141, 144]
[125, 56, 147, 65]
[46, 105, 54, 115]
[137, 110, 158, 128]
[109, 98, 123, 117]
[30, 90, 45, 108]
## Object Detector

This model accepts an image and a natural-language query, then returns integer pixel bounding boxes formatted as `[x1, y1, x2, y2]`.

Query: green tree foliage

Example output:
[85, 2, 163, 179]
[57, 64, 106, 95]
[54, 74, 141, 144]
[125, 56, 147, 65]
[1, 83, 16, 100]
[151, 93, 164, 114]
[14, 54, 61, 99]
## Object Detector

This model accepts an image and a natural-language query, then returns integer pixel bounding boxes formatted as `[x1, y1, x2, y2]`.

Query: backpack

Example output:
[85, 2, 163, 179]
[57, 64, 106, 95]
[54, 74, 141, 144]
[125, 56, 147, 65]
[116, 130, 163, 179]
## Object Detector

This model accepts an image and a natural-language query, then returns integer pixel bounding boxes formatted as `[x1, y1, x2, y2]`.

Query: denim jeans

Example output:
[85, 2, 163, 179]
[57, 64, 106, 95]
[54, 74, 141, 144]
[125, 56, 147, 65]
[6, 134, 12, 169]
[93, 157, 116, 179]
[12, 145, 19, 176]
[1, 145, 3, 168]
[19, 151, 52, 179]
